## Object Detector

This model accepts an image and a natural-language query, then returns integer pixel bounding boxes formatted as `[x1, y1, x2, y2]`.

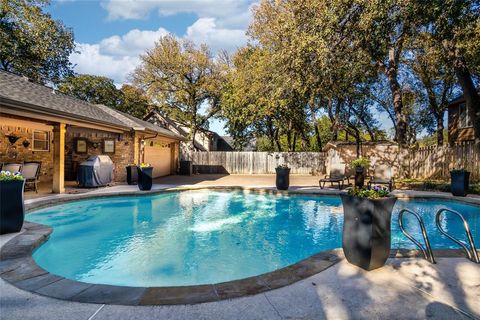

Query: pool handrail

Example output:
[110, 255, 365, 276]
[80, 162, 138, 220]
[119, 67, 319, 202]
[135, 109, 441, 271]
[435, 208, 479, 264]
[398, 208, 436, 264]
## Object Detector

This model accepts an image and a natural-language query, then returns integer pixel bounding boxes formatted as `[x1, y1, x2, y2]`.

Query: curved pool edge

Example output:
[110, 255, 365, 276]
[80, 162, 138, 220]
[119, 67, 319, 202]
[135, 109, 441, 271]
[0, 221, 343, 305]
[2, 187, 478, 306]
[1, 222, 478, 306]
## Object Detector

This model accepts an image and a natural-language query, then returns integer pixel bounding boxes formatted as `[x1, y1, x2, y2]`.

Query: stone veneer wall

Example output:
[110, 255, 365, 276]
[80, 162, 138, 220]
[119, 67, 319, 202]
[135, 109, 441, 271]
[65, 127, 137, 182]
[0, 117, 54, 183]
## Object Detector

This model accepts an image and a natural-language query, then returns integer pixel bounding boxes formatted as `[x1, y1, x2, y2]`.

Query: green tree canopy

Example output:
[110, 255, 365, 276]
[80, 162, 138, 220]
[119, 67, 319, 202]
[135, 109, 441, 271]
[58, 74, 122, 108]
[133, 34, 225, 149]
[0, 0, 75, 84]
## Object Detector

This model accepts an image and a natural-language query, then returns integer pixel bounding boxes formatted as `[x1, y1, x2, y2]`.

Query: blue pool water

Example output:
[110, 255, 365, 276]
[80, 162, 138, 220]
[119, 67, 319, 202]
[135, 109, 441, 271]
[28, 191, 479, 287]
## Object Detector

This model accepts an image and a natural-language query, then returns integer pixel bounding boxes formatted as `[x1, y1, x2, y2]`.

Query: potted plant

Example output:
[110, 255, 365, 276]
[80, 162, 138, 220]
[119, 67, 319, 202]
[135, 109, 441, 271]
[340, 186, 396, 271]
[351, 157, 370, 188]
[275, 164, 290, 190]
[126, 163, 138, 185]
[450, 168, 470, 197]
[0, 170, 25, 234]
[137, 163, 153, 191]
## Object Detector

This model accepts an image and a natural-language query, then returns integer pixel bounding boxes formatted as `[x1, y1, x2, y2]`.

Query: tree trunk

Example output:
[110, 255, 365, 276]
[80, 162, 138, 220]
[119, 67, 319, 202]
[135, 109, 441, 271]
[385, 64, 407, 146]
[292, 133, 297, 152]
[274, 129, 282, 151]
[435, 112, 444, 146]
[453, 56, 480, 141]
[191, 128, 197, 152]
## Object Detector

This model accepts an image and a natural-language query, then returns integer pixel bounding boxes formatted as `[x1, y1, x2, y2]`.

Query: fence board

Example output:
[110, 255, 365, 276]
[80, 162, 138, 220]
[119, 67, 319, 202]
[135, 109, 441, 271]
[187, 142, 479, 181]
[189, 151, 326, 175]
[409, 141, 479, 182]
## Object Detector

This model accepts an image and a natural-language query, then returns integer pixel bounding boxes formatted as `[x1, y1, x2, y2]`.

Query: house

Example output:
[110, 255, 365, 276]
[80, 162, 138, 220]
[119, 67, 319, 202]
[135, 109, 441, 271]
[144, 111, 246, 157]
[0, 70, 185, 193]
[447, 90, 478, 145]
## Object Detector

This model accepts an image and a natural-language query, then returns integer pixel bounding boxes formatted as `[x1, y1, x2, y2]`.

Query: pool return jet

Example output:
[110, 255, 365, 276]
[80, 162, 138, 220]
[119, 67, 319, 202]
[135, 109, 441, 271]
[398, 208, 479, 264]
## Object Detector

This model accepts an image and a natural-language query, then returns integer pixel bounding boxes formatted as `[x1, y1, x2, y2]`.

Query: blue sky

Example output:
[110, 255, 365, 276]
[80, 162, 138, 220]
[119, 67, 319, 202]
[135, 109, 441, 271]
[46, 0, 256, 134]
[46, 0, 398, 136]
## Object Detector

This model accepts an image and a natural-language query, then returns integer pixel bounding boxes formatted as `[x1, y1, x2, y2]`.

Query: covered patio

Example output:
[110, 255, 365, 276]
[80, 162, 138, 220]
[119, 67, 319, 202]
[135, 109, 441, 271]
[0, 70, 183, 194]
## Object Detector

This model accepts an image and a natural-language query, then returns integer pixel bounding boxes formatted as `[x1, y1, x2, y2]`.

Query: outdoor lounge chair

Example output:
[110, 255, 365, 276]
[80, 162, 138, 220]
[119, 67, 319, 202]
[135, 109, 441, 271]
[1, 163, 22, 173]
[21, 161, 42, 193]
[319, 163, 348, 189]
[368, 164, 394, 191]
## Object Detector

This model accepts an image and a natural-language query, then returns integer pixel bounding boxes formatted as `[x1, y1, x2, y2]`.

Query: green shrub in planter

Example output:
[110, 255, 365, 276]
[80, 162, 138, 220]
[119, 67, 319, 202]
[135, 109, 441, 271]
[351, 158, 370, 188]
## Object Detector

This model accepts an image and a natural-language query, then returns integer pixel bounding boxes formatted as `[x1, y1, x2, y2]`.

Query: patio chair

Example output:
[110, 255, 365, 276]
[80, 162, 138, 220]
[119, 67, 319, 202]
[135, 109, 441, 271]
[319, 163, 348, 189]
[21, 161, 42, 193]
[368, 164, 394, 191]
[1, 163, 22, 173]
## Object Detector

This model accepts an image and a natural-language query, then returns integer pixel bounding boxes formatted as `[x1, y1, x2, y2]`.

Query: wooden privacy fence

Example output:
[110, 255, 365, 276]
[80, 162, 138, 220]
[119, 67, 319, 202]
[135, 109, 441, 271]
[409, 142, 480, 182]
[188, 151, 326, 175]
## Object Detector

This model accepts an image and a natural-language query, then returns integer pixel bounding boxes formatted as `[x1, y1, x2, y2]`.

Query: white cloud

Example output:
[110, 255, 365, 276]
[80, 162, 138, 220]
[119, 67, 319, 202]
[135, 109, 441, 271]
[71, 43, 140, 84]
[99, 27, 169, 56]
[103, 0, 256, 28]
[185, 18, 247, 53]
[71, 19, 247, 84]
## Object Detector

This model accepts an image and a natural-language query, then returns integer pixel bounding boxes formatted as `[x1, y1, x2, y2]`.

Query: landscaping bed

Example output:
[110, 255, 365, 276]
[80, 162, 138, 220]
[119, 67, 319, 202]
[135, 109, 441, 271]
[396, 179, 480, 195]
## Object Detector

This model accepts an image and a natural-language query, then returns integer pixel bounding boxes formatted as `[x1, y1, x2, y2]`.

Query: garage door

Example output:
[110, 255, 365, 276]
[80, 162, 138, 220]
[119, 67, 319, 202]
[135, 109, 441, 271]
[144, 141, 172, 178]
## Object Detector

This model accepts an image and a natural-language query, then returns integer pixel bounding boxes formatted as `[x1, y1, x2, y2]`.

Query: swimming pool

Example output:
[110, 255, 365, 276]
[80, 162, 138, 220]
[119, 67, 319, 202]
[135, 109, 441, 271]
[27, 190, 479, 287]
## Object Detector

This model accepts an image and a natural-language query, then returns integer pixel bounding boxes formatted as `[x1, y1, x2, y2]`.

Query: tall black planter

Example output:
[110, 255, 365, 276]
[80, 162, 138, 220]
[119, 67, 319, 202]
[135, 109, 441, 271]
[450, 171, 470, 197]
[354, 167, 365, 188]
[126, 166, 138, 185]
[340, 194, 397, 271]
[0, 180, 25, 234]
[137, 167, 153, 191]
[275, 168, 290, 190]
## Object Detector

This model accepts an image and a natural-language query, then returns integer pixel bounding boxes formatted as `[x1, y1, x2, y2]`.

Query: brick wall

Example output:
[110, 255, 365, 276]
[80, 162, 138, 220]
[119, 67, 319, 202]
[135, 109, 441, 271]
[0, 117, 54, 183]
[65, 127, 136, 182]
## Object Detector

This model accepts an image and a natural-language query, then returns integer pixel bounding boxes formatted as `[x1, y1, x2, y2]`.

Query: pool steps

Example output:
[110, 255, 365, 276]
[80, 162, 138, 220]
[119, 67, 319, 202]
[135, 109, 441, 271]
[435, 208, 479, 264]
[399, 208, 479, 264]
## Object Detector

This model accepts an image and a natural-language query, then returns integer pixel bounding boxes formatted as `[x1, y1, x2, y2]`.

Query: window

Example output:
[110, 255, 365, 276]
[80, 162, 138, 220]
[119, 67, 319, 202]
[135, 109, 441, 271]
[32, 130, 49, 151]
[458, 103, 473, 128]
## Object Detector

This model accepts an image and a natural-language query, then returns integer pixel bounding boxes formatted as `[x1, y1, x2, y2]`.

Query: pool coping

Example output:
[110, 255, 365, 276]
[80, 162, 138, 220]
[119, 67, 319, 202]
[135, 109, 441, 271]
[1, 187, 479, 306]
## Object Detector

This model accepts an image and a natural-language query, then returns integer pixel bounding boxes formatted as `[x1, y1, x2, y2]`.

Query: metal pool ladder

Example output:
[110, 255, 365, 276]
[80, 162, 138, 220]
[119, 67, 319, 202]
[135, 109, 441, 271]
[435, 208, 480, 264]
[398, 209, 436, 264]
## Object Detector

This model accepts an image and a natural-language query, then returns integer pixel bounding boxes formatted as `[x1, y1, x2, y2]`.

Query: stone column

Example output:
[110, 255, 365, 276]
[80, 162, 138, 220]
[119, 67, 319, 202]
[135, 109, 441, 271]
[52, 123, 66, 193]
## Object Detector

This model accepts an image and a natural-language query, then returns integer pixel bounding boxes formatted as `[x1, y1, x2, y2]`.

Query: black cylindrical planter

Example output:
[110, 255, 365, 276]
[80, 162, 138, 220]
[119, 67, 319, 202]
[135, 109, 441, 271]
[450, 171, 470, 197]
[126, 166, 138, 185]
[340, 194, 397, 271]
[137, 167, 153, 191]
[354, 167, 365, 188]
[275, 168, 290, 190]
[0, 180, 25, 234]
[179, 161, 192, 175]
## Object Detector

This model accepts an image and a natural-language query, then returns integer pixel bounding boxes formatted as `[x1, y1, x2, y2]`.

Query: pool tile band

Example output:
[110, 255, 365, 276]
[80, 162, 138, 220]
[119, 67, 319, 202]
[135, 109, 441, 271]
[1, 188, 478, 305]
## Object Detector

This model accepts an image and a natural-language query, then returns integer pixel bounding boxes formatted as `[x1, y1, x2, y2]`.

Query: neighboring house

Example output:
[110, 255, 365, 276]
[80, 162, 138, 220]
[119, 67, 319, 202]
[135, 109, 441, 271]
[0, 70, 185, 193]
[448, 90, 479, 145]
[144, 111, 248, 157]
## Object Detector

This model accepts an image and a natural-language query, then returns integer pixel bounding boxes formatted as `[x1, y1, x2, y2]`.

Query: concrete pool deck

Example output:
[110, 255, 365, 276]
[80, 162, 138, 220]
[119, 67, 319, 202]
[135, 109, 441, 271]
[2, 174, 479, 319]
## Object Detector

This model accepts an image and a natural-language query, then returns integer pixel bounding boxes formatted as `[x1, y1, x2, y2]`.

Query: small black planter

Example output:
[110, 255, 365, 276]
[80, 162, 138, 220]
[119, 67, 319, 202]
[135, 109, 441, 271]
[0, 180, 25, 234]
[275, 167, 290, 190]
[450, 171, 470, 197]
[354, 167, 366, 188]
[340, 194, 397, 271]
[126, 165, 138, 185]
[137, 167, 153, 191]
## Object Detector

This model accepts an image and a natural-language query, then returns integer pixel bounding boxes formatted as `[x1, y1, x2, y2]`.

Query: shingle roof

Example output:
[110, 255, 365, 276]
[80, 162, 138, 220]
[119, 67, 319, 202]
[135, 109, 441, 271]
[0, 70, 183, 140]
[0, 70, 128, 128]
[98, 105, 185, 140]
